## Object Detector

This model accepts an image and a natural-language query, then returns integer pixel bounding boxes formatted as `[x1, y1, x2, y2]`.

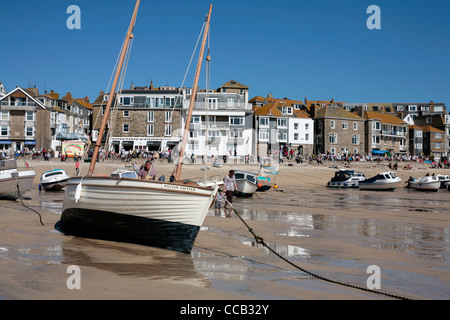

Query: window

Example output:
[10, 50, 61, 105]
[408, 105, 417, 112]
[426, 117, 432, 124]
[294, 133, 299, 140]
[372, 121, 381, 130]
[372, 136, 380, 144]
[415, 131, 422, 137]
[330, 120, 335, 129]
[294, 123, 298, 130]
[227, 98, 235, 107]
[26, 111, 34, 121]
[259, 117, 269, 127]
[259, 130, 269, 141]
[165, 97, 175, 108]
[191, 115, 201, 124]
[147, 124, 154, 136]
[330, 148, 336, 155]
[373, 106, 379, 111]
[435, 133, 442, 139]
[277, 118, 287, 128]
[1, 111, 9, 120]
[148, 111, 154, 122]
[342, 122, 348, 130]
[277, 131, 287, 141]
[353, 122, 358, 130]
[122, 124, 129, 133]
[305, 133, 309, 141]
[230, 116, 244, 125]
[396, 105, 403, 111]
[352, 135, 360, 145]
[230, 130, 243, 138]
[207, 98, 218, 109]
[189, 131, 198, 138]
[434, 142, 441, 149]
[123, 110, 130, 117]
[305, 123, 309, 130]
[120, 97, 133, 105]
[281, 107, 292, 114]
[165, 111, 172, 122]
[165, 124, 172, 136]
[329, 133, 337, 144]
[434, 105, 443, 112]
[1, 126, 8, 136]
[26, 126, 34, 137]
[415, 143, 422, 149]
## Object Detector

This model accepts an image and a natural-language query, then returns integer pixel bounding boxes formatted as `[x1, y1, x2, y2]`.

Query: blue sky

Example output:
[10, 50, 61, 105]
[1, 0, 449, 109]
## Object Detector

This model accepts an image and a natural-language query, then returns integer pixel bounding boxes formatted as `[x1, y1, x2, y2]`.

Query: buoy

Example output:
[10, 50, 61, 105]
[258, 183, 261, 188]
[274, 184, 278, 189]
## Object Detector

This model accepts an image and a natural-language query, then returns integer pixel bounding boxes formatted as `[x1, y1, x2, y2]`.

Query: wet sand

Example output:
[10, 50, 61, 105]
[0, 158, 449, 300]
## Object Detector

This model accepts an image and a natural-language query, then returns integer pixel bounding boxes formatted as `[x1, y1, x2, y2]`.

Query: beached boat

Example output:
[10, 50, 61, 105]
[327, 169, 365, 188]
[358, 171, 401, 191]
[256, 175, 271, 191]
[234, 170, 258, 197]
[0, 158, 35, 200]
[436, 174, 450, 189]
[407, 175, 440, 192]
[39, 169, 70, 191]
[261, 165, 279, 175]
[56, 2, 218, 253]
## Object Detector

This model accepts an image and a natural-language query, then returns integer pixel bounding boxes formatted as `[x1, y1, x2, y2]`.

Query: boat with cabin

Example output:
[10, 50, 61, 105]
[40, 169, 70, 191]
[234, 170, 258, 197]
[358, 171, 401, 191]
[407, 175, 440, 192]
[327, 169, 366, 188]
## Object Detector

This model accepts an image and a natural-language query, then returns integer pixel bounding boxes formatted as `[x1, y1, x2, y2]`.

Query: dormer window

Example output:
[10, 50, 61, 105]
[282, 106, 292, 114]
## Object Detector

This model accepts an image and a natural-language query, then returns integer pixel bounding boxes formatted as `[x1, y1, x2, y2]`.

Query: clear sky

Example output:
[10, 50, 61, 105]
[1, 0, 449, 109]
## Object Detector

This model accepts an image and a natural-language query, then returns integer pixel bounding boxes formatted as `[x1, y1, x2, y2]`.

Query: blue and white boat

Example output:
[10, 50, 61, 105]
[327, 169, 365, 188]
[40, 169, 71, 191]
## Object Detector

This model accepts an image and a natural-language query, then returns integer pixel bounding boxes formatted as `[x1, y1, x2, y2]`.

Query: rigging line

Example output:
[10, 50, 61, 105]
[227, 200, 412, 300]
[15, 181, 44, 226]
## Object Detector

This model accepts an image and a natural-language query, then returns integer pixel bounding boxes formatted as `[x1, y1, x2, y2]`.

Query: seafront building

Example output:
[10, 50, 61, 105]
[91, 83, 184, 155]
[183, 80, 253, 160]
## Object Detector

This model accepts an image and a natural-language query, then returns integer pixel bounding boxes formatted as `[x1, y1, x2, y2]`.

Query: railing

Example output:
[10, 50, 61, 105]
[118, 102, 183, 109]
[0, 101, 37, 107]
[188, 102, 252, 111]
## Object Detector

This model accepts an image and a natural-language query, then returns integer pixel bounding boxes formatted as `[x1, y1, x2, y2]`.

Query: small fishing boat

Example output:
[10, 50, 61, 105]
[407, 175, 440, 192]
[436, 174, 450, 189]
[234, 170, 258, 197]
[0, 158, 35, 200]
[261, 165, 279, 175]
[358, 171, 401, 191]
[327, 169, 365, 188]
[39, 169, 71, 191]
[256, 175, 271, 191]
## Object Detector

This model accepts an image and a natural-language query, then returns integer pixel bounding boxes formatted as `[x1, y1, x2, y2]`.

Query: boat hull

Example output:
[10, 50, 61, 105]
[408, 181, 440, 191]
[327, 181, 360, 188]
[235, 179, 257, 197]
[57, 176, 218, 253]
[358, 181, 400, 191]
[0, 170, 35, 200]
[40, 169, 70, 191]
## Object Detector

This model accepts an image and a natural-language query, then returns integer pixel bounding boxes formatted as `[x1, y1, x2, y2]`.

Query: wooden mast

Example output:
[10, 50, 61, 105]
[88, 0, 141, 175]
[175, 4, 213, 180]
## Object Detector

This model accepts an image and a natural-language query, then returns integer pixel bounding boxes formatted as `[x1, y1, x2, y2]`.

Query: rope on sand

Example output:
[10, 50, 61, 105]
[16, 183, 44, 226]
[226, 199, 411, 300]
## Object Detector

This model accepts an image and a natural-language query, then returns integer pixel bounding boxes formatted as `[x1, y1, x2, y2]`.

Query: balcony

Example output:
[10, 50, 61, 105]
[188, 102, 252, 111]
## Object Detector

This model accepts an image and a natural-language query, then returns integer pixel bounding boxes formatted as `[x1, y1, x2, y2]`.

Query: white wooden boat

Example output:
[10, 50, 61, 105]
[0, 159, 35, 200]
[56, 2, 218, 253]
[436, 174, 450, 189]
[407, 175, 440, 192]
[234, 170, 258, 197]
[39, 169, 70, 191]
[358, 171, 401, 191]
[327, 169, 365, 188]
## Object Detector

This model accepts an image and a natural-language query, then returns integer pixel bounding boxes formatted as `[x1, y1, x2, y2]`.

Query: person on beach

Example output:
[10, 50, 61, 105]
[223, 170, 237, 214]
[214, 189, 224, 215]
[75, 160, 80, 176]
[138, 160, 157, 180]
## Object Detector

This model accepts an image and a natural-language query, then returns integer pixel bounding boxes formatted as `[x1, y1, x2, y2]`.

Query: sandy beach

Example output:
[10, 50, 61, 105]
[0, 157, 449, 302]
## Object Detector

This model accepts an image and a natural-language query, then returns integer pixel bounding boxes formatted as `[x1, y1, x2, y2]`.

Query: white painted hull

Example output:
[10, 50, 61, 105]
[40, 169, 71, 191]
[359, 180, 401, 191]
[57, 176, 218, 253]
[408, 180, 440, 191]
[235, 179, 257, 197]
[0, 169, 35, 199]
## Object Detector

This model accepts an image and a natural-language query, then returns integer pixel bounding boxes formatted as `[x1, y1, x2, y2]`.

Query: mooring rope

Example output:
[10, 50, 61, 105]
[16, 182, 44, 226]
[226, 200, 412, 300]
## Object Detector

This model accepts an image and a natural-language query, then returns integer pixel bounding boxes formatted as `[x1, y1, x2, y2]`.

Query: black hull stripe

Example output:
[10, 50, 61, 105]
[56, 208, 200, 253]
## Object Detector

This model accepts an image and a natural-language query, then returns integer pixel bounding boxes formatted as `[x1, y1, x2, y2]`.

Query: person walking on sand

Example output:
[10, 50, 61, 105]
[223, 170, 237, 214]
[75, 160, 80, 176]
